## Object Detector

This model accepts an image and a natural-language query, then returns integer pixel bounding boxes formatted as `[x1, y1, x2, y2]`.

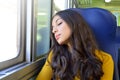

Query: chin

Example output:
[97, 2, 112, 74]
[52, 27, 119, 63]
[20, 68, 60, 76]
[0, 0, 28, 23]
[58, 42, 63, 45]
[57, 41, 64, 45]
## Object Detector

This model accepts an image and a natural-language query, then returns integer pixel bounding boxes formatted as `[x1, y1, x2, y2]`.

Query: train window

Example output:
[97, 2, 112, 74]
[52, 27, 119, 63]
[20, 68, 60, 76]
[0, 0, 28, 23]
[113, 12, 120, 27]
[54, 0, 68, 10]
[0, 0, 25, 70]
[53, 0, 70, 13]
[53, 0, 75, 15]
[33, 0, 52, 60]
[0, 0, 18, 62]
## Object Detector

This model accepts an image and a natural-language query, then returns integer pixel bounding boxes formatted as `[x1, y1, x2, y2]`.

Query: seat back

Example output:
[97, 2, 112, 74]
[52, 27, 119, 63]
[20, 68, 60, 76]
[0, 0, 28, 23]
[116, 27, 120, 77]
[70, 8, 119, 80]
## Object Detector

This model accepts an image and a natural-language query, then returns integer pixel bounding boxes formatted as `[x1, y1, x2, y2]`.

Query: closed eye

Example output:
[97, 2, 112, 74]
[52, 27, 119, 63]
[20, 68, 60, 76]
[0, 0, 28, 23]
[58, 22, 62, 26]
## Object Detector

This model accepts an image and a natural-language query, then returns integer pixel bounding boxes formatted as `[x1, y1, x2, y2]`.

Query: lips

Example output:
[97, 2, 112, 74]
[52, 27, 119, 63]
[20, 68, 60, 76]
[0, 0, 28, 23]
[55, 34, 61, 40]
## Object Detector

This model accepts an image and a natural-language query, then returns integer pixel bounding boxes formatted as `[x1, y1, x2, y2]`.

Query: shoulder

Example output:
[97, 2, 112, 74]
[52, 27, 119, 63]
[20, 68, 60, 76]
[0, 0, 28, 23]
[95, 50, 114, 63]
[95, 50, 114, 80]
[47, 50, 53, 63]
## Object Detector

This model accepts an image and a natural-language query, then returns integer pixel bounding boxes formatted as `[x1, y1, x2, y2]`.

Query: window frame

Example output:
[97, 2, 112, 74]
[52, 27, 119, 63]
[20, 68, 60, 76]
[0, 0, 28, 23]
[0, 0, 26, 70]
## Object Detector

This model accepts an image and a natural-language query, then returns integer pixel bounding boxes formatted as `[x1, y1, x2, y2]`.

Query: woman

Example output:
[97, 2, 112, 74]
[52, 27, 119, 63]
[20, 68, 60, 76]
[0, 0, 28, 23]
[36, 9, 114, 80]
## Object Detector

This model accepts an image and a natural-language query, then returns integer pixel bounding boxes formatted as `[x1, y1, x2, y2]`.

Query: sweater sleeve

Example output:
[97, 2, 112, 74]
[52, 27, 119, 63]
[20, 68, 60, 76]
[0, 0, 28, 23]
[36, 52, 53, 80]
[98, 51, 114, 80]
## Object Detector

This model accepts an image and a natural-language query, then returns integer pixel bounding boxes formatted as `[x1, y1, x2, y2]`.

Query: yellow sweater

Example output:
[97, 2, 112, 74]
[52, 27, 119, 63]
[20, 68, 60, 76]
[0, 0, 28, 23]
[36, 50, 114, 80]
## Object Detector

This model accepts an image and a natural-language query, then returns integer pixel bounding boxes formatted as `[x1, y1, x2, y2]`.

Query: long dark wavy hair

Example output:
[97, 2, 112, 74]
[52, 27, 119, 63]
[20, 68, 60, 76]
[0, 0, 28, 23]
[50, 9, 103, 80]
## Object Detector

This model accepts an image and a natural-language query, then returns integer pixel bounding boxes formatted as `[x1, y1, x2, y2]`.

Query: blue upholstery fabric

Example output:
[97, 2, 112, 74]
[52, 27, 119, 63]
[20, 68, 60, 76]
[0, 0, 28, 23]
[70, 8, 119, 80]
[116, 27, 120, 43]
[116, 27, 120, 78]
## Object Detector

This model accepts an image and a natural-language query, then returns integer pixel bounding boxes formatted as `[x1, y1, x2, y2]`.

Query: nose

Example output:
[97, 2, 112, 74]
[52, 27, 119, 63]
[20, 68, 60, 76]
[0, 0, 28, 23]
[52, 27, 58, 33]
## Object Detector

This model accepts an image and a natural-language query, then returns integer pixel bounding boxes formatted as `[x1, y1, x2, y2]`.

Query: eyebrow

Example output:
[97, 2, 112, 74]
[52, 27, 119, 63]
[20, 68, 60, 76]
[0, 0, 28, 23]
[56, 18, 62, 23]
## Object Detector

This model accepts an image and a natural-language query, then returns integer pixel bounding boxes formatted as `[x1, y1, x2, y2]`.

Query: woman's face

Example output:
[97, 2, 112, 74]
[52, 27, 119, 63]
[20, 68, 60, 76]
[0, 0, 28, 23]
[52, 15, 72, 45]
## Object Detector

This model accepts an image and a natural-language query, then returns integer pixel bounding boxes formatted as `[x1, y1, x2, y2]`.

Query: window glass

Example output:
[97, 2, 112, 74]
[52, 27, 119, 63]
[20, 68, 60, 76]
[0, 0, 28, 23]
[34, 0, 51, 58]
[112, 11, 120, 27]
[54, 0, 68, 10]
[0, 0, 19, 62]
[53, 0, 69, 13]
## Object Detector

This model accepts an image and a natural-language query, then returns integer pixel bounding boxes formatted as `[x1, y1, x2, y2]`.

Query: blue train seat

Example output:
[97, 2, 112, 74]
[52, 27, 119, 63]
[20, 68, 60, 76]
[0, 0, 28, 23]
[70, 8, 119, 80]
[116, 27, 120, 77]
[116, 27, 120, 43]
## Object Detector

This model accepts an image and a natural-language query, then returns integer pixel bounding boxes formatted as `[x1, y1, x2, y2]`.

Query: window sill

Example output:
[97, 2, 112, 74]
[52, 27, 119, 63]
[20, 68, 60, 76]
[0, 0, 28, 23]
[0, 57, 45, 80]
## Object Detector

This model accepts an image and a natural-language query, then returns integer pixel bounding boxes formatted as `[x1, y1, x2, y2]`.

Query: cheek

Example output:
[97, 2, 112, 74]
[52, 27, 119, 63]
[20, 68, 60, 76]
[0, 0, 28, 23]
[64, 26, 72, 37]
[65, 30, 72, 39]
[61, 29, 71, 43]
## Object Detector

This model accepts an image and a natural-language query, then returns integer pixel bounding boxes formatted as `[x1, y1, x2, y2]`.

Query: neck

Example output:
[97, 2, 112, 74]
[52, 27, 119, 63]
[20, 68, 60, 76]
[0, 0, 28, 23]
[67, 43, 72, 53]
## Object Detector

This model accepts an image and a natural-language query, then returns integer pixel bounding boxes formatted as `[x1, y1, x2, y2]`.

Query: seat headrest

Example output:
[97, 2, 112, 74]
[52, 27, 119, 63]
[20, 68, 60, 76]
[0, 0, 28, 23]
[70, 8, 117, 48]
[70, 8, 117, 40]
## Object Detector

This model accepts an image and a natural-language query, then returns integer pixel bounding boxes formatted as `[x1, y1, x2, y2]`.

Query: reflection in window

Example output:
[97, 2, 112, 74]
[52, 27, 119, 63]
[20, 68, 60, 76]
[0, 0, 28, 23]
[0, 0, 19, 62]
[34, 0, 51, 57]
